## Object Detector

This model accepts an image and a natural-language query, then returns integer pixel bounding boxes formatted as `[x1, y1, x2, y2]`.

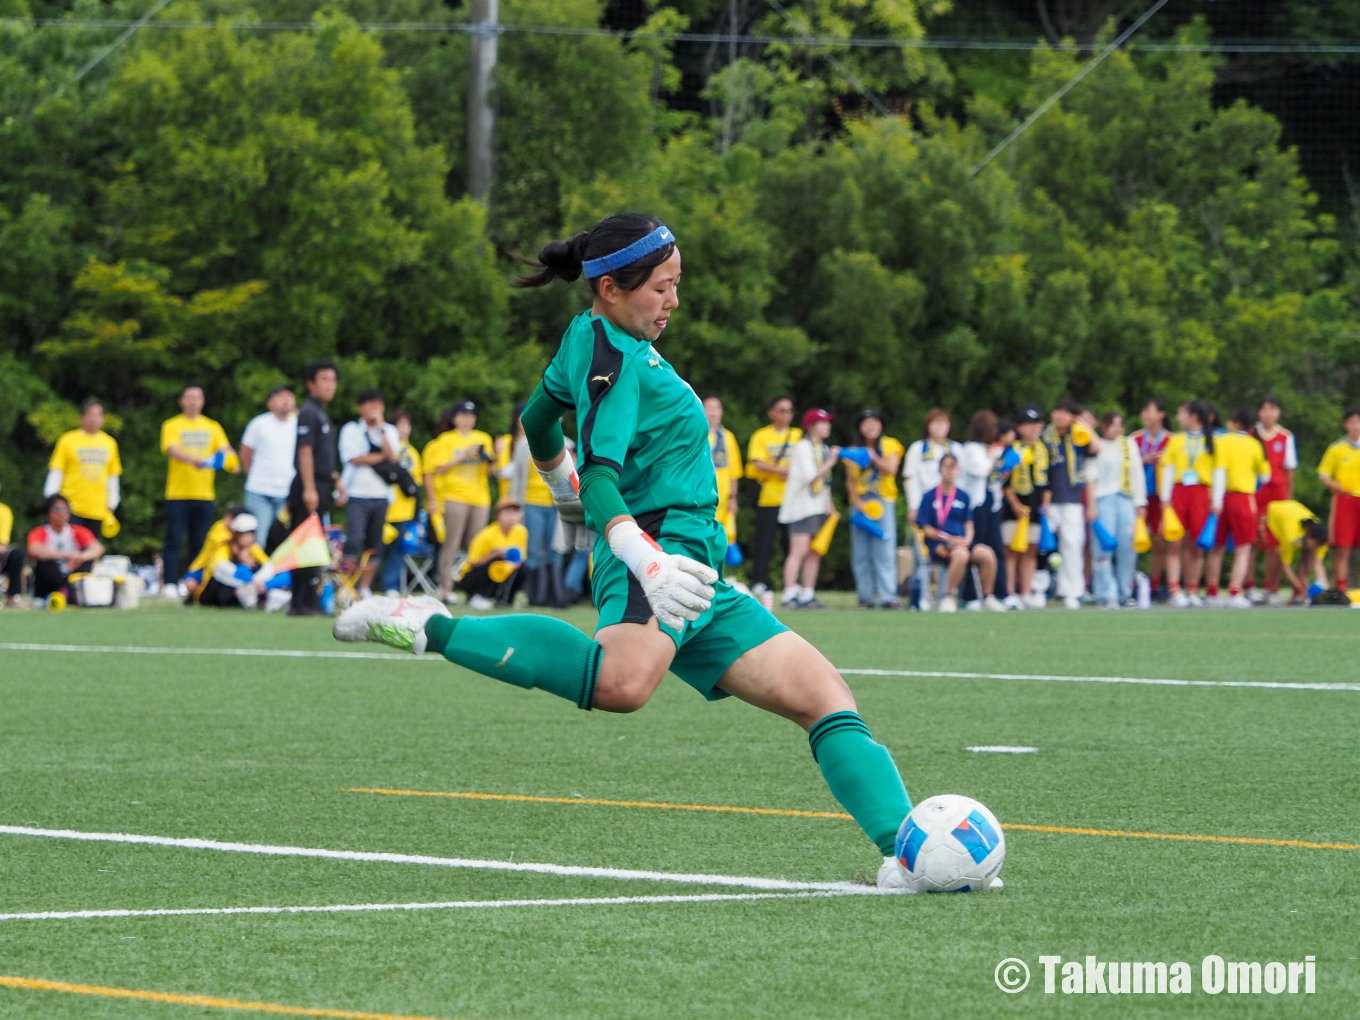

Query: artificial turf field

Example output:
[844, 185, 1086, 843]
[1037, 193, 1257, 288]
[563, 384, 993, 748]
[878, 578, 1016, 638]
[0, 603, 1357, 1019]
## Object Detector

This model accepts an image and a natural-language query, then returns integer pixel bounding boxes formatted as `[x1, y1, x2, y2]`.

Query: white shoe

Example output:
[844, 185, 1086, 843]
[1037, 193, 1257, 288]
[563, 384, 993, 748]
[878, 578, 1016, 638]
[1063, 596, 1081, 611]
[964, 599, 982, 612]
[938, 595, 957, 614]
[161, 587, 181, 600]
[983, 595, 1006, 612]
[467, 594, 495, 611]
[176, 581, 189, 597]
[264, 589, 291, 613]
[383, 589, 401, 598]
[780, 587, 800, 606]
[1247, 588, 1265, 604]
[1188, 594, 1205, 608]
[1228, 594, 1252, 609]
[918, 596, 933, 612]
[1025, 592, 1046, 609]
[1003, 594, 1022, 610]
[442, 591, 461, 606]
[876, 856, 914, 893]
[1264, 591, 1282, 607]
[1169, 591, 1189, 608]
[332, 595, 451, 655]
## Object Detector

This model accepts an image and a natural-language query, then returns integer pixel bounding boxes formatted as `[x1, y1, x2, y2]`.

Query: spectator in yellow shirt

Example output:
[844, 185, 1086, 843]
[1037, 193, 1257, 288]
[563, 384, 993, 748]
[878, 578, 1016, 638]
[745, 395, 801, 597]
[0, 484, 23, 606]
[457, 497, 529, 610]
[704, 396, 743, 546]
[1318, 406, 1360, 591]
[1205, 409, 1270, 607]
[160, 385, 239, 597]
[45, 398, 122, 533]
[380, 410, 424, 596]
[423, 400, 495, 603]
[1263, 500, 1328, 600]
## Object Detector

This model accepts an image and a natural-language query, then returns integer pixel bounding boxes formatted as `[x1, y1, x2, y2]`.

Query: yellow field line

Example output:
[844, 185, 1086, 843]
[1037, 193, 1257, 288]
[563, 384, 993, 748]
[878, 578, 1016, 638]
[344, 788, 1360, 852]
[343, 787, 850, 820]
[0, 975, 460, 1019]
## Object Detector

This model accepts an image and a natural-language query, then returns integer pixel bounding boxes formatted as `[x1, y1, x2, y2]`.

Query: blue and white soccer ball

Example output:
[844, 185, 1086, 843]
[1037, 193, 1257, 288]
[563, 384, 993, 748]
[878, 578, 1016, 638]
[895, 794, 1005, 893]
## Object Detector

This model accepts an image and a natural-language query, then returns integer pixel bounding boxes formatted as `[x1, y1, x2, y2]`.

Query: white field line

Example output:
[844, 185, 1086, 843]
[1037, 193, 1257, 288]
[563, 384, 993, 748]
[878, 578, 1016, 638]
[2, 642, 1356, 692]
[0, 890, 862, 923]
[0, 825, 880, 895]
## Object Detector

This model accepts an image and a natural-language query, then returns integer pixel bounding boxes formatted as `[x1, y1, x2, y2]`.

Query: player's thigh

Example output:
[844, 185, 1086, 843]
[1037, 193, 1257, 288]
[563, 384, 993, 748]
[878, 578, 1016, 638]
[594, 620, 677, 713]
[717, 630, 856, 730]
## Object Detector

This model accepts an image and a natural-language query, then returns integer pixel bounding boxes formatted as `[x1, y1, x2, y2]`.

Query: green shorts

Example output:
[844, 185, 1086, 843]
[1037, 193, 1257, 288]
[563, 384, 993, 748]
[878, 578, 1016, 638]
[592, 507, 788, 700]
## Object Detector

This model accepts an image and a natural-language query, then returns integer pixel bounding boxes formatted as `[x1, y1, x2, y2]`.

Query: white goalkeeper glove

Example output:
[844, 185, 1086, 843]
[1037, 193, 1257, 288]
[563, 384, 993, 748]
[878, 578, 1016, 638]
[540, 450, 585, 525]
[609, 521, 718, 631]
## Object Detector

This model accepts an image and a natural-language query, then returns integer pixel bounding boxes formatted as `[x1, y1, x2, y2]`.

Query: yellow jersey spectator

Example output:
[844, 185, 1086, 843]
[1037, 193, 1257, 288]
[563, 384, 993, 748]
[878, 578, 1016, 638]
[45, 398, 122, 532]
[704, 396, 743, 544]
[422, 400, 495, 602]
[160, 385, 239, 594]
[380, 410, 425, 596]
[457, 498, 529, 610]
[745, 395, 802, 595]
[1264, 500, 1328, 599]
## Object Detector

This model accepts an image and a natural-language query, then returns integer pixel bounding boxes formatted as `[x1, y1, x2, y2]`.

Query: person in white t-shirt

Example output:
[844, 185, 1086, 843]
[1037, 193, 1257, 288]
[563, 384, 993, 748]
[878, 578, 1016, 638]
[240, 385, 297, 533]
[338, 388, 401, 597]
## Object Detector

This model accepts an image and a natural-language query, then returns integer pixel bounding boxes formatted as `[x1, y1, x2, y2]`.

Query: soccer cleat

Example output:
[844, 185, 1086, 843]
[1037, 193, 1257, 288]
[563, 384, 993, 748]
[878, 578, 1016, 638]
[332, 595, 451, 655]
[983, 595, 1007, 612]
[876, 856, 915, 893]
[1169, 591, 1190, 608]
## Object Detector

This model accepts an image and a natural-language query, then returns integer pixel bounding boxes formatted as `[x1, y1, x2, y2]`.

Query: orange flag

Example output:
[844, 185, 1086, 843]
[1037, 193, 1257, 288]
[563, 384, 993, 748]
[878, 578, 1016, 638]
[269, 513, 331, 572]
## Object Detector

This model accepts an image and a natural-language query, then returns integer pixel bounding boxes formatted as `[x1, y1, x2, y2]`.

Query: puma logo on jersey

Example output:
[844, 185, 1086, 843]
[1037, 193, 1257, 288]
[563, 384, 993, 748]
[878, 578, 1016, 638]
[648, 358, 660, 368]
[496, 647, 515, 668]
[591, 373, 615, 385]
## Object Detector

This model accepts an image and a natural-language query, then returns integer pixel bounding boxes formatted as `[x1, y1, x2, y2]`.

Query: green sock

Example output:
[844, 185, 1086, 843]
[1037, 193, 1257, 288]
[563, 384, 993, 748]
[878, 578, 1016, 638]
[808, 711, 911, 856]
[424, 614, 602, 710]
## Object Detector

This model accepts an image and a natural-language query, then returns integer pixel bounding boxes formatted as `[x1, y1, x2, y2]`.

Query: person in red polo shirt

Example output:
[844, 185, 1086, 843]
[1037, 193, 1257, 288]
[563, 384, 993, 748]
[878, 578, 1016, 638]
[26, 494, 103, 600]
[1250, 396, 1297, 605]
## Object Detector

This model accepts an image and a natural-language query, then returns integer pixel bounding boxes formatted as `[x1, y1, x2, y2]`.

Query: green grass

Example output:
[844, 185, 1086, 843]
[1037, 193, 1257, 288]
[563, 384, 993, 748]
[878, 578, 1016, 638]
[1, 604, 1357, 1018]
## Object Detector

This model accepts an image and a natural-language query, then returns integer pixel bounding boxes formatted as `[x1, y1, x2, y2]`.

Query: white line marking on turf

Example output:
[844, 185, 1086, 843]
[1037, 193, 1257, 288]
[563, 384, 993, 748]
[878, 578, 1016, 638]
[0, 825, 881, 895]
[966, 746, 1038, 754]
[0, 890, 860, 923]
[839, 667, 1360, 693]
[3, 642, 1356, 692]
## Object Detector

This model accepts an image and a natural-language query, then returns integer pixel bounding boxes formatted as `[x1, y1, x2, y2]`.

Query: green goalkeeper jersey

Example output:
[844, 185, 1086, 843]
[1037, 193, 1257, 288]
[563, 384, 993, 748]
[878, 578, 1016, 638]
[542, 310, 718, 529]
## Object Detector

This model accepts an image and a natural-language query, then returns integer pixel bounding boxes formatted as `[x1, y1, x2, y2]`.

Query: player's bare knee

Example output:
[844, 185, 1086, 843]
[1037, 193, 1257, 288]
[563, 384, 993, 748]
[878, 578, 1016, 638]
[593, 660, 663, 713]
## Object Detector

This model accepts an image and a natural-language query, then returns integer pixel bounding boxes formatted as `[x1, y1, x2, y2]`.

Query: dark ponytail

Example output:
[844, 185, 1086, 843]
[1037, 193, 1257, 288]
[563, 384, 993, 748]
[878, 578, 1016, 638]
[513, 213, 674, 293]
[1189, 400, 1215, 455]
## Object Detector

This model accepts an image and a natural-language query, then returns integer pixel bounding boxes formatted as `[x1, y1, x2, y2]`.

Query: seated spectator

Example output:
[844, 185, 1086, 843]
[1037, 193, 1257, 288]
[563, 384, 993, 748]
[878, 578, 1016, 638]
[0, 483, 24, 606]
[915, 453, 1001, 613]
[26, 494, 104, 600]
[181, 504, 247, 599]
[457, 497, 529, 610]
[196, 514, 283, 609]
[338, 388, 401, 599]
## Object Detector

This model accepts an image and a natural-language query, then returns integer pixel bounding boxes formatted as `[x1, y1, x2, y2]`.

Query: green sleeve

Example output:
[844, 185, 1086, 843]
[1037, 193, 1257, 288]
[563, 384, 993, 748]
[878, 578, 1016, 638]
[579, 463, 630, 532]
[521, 381, 567, 462]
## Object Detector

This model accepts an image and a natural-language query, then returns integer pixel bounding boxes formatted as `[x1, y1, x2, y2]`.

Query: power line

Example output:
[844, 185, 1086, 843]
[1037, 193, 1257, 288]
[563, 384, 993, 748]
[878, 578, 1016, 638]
[5, 17, 1360, 54]
[971, 0, 1173, 176]
[71, 0, 176, 82]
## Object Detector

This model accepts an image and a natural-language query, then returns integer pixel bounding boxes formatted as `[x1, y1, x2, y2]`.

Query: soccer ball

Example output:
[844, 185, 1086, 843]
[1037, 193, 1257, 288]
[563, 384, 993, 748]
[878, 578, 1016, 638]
[894, 794, 1005, 893]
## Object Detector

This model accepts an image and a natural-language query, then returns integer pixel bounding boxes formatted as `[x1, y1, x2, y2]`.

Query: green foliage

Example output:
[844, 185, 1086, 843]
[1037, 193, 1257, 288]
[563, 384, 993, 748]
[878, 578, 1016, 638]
[0, 5, 1356, 585]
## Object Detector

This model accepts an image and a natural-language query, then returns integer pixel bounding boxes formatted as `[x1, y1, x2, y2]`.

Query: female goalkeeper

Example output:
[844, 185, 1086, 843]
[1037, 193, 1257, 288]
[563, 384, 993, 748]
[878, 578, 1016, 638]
[336, 214, 915, 889]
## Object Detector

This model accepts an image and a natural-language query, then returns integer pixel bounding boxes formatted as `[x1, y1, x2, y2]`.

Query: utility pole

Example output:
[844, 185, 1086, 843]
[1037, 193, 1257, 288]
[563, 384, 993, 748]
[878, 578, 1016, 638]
[466, 0, 499, 203]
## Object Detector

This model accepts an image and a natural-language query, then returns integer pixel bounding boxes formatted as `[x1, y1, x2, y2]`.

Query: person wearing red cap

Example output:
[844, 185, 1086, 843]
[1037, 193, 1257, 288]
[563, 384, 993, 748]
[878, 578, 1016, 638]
[777, 409, 840, 608]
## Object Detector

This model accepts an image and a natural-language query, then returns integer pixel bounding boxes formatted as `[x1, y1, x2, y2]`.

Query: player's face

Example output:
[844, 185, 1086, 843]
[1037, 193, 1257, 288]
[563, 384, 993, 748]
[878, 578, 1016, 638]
[81, 404, 104, 433]
[308, 369, 338, 404]
[769, 401, 793, 427]
[704, 397, 722, 429]
[268, 389, 295, 416]
[1258, 402, 1280, 428]
[180, 387, 204, 417]
[605, 248, 681, 343]
[859, 417, 882, 443]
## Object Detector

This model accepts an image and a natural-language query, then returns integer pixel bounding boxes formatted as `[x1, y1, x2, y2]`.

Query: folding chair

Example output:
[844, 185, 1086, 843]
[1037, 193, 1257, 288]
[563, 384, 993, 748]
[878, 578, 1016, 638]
[402, 544, 439, 597]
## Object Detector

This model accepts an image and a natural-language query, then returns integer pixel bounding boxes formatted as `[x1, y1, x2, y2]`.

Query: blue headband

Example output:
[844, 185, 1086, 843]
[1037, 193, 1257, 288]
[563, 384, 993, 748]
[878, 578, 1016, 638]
[582, 225, 675, 279]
